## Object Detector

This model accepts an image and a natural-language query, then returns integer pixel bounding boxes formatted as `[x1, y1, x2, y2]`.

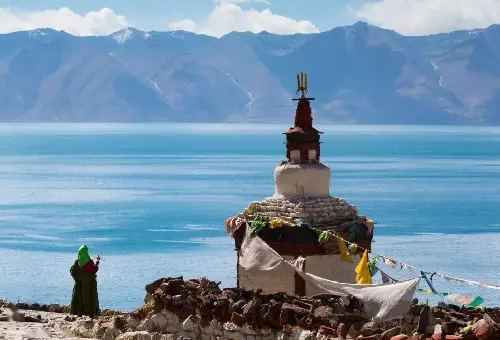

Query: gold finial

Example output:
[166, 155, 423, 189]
[296, 72, 308, 97]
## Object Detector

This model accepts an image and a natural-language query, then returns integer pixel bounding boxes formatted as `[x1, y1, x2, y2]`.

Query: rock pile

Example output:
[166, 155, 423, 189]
[139, 276, 366, 330]
[70, 277, 499, 340]
[3, 278, 500, 340]
[376, 301, 500, 340]
[0, 300, 68, 314]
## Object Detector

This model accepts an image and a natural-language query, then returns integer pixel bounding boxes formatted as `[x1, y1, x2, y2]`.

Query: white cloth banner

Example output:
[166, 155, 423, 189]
[239, 224, 420, 322]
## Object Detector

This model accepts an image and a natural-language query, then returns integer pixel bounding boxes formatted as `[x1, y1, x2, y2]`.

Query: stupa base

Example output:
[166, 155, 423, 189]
[243, 196, 358, 226]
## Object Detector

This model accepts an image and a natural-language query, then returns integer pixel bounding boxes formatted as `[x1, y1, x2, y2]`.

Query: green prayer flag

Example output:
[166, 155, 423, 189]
[468, 296, 484, 308]
[250, 215, 266, 237]
[318, 231, 327, 243]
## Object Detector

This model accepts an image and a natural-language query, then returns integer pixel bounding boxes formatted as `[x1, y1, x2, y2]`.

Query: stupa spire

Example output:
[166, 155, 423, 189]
[296, 72, 308, 98]
[284, 73, 322, 164]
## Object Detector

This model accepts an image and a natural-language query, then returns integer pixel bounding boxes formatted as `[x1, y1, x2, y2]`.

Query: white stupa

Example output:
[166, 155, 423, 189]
[225, 73, 374, 294]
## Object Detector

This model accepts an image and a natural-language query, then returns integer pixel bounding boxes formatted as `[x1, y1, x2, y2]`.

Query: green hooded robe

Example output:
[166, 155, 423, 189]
[70, 245, 100, 317]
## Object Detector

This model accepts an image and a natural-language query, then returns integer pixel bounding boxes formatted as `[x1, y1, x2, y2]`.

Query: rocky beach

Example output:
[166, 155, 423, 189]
[1, 277, 499, 340]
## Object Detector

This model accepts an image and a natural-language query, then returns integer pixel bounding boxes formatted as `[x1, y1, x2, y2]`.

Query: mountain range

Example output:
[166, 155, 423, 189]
[1, 22, 500, 124]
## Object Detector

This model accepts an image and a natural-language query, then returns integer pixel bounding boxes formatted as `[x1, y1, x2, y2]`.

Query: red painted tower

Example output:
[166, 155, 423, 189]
[284, 72, 322, 164]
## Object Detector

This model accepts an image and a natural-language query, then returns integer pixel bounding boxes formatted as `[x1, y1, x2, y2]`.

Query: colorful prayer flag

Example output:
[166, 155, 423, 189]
[355, 250, 372, 285]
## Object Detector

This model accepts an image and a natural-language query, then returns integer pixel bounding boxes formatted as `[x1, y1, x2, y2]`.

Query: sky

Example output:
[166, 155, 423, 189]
[1, 0, 500, 37]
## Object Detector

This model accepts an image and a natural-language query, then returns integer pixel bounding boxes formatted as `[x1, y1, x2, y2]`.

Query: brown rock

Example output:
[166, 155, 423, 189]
[328, 318, 340, 330]
[474, 319, 493, 340]
[361, 322, 378, 336]
[348, 324, 360, 339]
[197, 303, 212, 325]
[145, 278, 167, 295]
[357, 335, 381, 340]
[380, 327, 401, 340]
[461, 335, 479, 340]
[442, 322, 458, 335]
[231, 312, 245, 326]
[444, 336, 462, 340]
[263, 302, 282, 328]
[390, 336, 410, 340]
[24, 315, 42, 323]
[213, 299, 230, 323]
[280, 306, 293, 326]
[318, 325, 336, 336]
[242, 299, 259, 320]
[47, 304, 62, 313]
[30, 303, 41, 311]
[333, 303, 347, 314]
[449, 311, 470, 321]
[281, 303, 309, 317]
[15, 303, 29, 310]
[410, 305, 424, 315]
[153, 288, 163, 298]
[295, 300, 314, 312]
[152, 298, 163, 314]
[242, 298, 262, 328]
[158, 283, 169, 294]
[483, 313, 496, 326]
[12, 312, 25, 322]
[418, 306, 430, 334]
[230, 300, 246, 314]
[314, 306, 334, 320]
[167, 278, 183, 295]
[338, 323, 347, 338]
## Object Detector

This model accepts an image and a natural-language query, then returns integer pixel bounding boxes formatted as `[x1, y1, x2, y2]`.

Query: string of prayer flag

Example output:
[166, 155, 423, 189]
[378, 268, 484, 308]
[325, 230, 500, 293]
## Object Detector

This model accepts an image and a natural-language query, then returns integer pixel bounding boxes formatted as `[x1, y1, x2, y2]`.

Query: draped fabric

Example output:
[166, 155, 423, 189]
[238, 223, 420, 322]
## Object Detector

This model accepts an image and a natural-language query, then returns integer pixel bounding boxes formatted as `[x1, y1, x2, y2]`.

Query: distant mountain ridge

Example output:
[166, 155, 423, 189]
[1, 22, 500, 124]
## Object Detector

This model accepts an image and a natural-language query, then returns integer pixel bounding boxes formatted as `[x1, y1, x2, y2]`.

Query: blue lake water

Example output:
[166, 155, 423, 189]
[0, 123, 499, 310]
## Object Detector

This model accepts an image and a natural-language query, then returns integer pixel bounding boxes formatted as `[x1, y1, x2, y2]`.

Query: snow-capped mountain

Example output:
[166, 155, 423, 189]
[0, 22, 500, 124]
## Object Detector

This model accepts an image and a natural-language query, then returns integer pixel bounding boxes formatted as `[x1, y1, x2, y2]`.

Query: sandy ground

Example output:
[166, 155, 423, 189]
[0, 308, 95, 340]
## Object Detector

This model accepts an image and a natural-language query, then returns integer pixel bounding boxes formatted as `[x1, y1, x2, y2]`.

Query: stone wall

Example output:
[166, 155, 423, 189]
[68, 277, 500, 340]
[244, 196, 358, 225]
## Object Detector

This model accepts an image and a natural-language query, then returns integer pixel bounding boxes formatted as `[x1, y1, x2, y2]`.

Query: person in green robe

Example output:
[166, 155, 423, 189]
[70, 245, 100, 317]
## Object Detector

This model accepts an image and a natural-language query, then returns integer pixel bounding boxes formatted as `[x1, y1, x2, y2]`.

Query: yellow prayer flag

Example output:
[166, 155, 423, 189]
[355, 250, 372, 285]
[269, 219, 281, 229]
[336, 236, 353, 263]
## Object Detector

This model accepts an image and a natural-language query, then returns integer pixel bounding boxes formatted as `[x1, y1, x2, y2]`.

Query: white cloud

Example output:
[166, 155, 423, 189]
[355, 0, 500, 35]
[0, 2, 316, 38]
[168, 19, 198, 32]
[169, 1, 318, 37]
[0, 7, 128, 36]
